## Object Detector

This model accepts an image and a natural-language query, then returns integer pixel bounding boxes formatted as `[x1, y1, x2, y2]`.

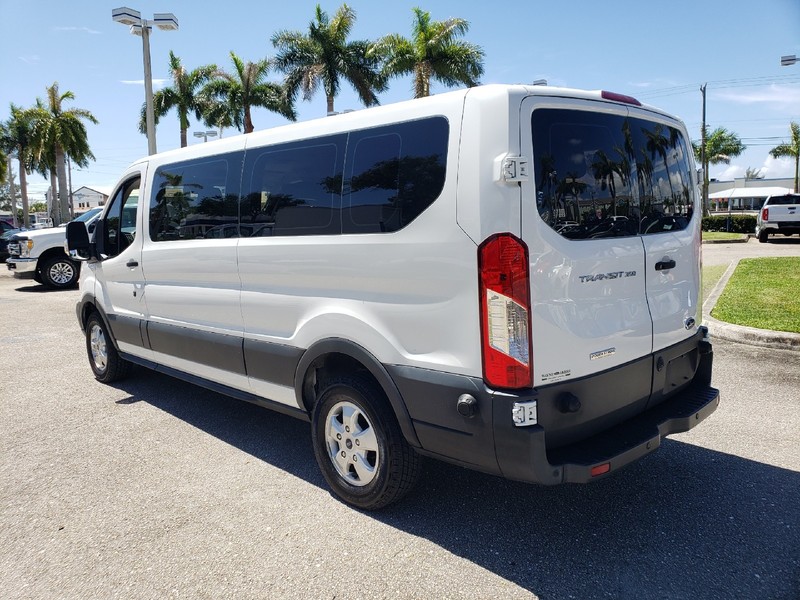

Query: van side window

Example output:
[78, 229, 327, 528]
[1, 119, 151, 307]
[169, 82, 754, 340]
[241, 136, 345, 237]
[102, 177, 140, 259]
[343, 117, 448, 234]
[149, 155, 240, 241]
[531, 110, 694, 239]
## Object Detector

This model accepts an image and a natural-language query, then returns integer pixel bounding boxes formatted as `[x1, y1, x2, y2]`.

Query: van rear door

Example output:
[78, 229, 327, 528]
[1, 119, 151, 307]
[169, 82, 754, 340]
[520, 97, 652, 387]
[520, 94, 701, 388]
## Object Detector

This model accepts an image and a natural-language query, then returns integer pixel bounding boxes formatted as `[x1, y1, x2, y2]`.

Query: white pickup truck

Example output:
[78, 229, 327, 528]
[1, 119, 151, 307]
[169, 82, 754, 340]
[756, 193, 800, 243]
[6, 207, 103, 289]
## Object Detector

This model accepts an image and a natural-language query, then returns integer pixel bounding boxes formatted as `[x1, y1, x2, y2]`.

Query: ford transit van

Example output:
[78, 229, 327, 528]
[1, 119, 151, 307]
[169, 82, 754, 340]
[67, 84, 719, 509]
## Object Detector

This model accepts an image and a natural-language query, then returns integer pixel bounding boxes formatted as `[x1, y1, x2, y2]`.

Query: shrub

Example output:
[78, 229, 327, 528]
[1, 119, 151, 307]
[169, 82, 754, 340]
[701, 214, 756, 233]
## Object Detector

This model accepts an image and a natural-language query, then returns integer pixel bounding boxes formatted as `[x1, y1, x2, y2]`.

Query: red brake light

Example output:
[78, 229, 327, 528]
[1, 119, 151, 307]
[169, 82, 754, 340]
[601, 90, 642, 106]
[762, 207, 769, 221]
[478, 234, 533, 389]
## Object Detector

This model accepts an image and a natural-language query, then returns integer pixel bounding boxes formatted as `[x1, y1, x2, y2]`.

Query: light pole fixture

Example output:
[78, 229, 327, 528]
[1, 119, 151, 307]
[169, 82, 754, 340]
[112, 7, 178, 156]
[781, 55, 798, 67]
[193, 130, 218, 143]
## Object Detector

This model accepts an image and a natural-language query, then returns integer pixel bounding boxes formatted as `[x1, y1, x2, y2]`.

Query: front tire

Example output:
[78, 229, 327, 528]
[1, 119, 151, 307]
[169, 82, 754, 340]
[41, 255, 79, 289]
[311, 375, 420, 510]
[85, 312, 131, 383]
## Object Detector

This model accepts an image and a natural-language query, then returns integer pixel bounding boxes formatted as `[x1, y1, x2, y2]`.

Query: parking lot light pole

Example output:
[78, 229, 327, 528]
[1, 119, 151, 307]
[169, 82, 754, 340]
[112, 7, 179, 156]
[193, 130, 218, 143]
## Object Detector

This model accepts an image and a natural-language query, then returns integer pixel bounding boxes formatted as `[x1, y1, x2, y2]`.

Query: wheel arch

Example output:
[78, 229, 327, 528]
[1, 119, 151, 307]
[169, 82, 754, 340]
[77, 296, 121, 352]
[295, 338, 421, 448]
[37, 247, 76, 271]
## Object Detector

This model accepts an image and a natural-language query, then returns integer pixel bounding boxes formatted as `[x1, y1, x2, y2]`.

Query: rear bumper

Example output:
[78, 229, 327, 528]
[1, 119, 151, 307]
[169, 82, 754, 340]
[389, 330, 719, 485]
[6, 258, 37, 274]
[501, 382, 719, 485]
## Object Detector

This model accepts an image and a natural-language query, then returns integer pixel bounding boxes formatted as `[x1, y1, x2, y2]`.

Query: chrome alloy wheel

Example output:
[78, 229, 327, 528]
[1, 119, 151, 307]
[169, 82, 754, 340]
[324, 401, 380, 487]
[89, 322, 108, 373]
[49, 261, 75, 285]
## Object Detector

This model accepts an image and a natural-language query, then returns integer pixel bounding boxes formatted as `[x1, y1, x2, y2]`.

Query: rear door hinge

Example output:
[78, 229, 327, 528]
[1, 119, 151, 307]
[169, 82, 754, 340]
[500, 155, 529, 183]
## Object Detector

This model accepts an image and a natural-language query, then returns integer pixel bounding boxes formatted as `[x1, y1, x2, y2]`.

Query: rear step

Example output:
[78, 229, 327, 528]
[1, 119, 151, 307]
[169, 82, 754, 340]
[547, 384, 720, 481]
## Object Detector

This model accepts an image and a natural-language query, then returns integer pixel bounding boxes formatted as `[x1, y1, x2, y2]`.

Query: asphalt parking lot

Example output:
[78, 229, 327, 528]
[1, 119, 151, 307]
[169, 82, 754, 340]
[1, 267, 798, 600]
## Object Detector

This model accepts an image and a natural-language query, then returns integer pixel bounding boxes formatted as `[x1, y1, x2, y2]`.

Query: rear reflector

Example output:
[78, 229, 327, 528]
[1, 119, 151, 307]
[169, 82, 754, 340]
[601, 90, 642, 106]
[478, 234, 533, 389]
[591, 463, 611, 477]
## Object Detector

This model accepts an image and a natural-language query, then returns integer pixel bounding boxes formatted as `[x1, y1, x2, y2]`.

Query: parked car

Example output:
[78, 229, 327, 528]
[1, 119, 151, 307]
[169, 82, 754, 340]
[6, 207, 103, 288]
[0, 228, 26, 262]
[0, 220, 18, 235]
[756, 193, 800, 242]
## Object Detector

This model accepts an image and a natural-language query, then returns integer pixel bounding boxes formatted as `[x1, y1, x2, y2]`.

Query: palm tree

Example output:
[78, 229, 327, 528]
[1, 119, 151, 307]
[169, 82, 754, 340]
[140, 52, 216, 148]
[271, 4, 385, 114]
[644, 124, 675, 200]
[692, 126, 745, 214]
[769, 121, 800, 193]
[201, 52, 295, 134]
[372, 7, 484, 98]
[3, 104, 41, 227]
[29, 83, 98, 225]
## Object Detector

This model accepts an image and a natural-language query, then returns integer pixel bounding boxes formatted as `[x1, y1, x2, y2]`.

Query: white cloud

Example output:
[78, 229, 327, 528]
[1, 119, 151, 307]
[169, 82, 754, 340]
[19, 55, 40, 65]
[53, 26, 101, 35]
[715, 85, 800, 111]
[758, 154, 796, 179]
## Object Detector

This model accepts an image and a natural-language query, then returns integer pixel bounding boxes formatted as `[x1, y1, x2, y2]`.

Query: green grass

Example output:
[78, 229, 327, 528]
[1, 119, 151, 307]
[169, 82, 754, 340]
[711, 257, 800, 333]
[702, 231, 748, 241]
[702, 264, 727, 302]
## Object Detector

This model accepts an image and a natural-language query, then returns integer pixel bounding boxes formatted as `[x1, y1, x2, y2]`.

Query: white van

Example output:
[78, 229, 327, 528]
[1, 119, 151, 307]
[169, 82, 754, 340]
[67, 84, 719, 509]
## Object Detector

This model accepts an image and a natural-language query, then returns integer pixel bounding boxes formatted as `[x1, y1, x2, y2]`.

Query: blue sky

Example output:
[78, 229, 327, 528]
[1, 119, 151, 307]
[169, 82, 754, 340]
[2, 0, 799, 200]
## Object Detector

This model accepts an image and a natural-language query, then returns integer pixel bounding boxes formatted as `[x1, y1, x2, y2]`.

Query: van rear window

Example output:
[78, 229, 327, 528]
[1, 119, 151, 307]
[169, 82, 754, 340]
[532, 109, 695, 238]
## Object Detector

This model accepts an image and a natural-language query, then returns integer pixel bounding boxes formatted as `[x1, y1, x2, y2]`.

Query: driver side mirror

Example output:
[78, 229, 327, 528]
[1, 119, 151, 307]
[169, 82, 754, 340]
[66, 221, 93, 261]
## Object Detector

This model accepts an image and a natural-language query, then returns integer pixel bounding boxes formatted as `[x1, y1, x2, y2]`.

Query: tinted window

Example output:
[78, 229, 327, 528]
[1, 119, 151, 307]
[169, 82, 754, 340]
[343, 117, 448, 233]
[241, 136, 345, 237]
[767, 194, 800, 205]
[532, 109, 695, 239]
[149, 154, 242, 241]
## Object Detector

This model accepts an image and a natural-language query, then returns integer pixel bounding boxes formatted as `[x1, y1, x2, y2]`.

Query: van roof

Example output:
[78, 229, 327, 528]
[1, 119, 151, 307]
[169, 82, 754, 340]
[128, 83, 681, 168]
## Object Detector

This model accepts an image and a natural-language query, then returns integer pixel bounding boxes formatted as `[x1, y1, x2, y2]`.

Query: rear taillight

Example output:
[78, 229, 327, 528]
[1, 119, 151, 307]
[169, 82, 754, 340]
[478, 234, 532, 389]
[762, 207, 769, 221]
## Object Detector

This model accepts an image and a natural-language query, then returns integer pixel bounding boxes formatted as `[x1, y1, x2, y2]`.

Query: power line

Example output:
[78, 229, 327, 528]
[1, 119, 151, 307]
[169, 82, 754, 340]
[637, 74, 800, 99]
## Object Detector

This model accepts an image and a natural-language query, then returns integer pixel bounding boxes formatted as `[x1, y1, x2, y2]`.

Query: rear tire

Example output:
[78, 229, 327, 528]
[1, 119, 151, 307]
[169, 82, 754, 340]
[41, 255, 79, 289]
[758, 229, 769, 243]
[311, 374, 420, 510]
[85, 312, 131, 383]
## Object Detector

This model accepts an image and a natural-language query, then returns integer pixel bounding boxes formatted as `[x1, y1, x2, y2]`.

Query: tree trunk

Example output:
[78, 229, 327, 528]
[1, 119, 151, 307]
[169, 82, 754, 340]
[7, 161, 19, 227]
[16, 155, 30, 228]
[244, 105, 254, 134]
[56, 146, 69, 226]
[180, 127, 188, 148]
[414, 63, 431, 98]
[794, 154, 799, 193]
[49, 169, 58, 225]
[326, 95, 335, 115]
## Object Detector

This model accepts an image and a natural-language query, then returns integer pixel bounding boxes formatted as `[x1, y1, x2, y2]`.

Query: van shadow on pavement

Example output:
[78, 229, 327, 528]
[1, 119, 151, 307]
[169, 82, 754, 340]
[114, 370, 799, 600]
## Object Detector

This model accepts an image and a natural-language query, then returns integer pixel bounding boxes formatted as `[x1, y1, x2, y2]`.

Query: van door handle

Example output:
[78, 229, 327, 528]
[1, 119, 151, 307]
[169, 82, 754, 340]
[655, 259, 676, 271]
[126, 259, 139, 268]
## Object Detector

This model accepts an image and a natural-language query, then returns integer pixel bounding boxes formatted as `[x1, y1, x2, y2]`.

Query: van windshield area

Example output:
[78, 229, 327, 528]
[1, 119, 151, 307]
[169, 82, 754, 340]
[532, 109, 695, 239]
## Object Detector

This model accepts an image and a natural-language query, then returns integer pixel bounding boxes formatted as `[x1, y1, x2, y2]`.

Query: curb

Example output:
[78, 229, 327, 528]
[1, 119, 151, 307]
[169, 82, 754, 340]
[702, 257, 800, 351]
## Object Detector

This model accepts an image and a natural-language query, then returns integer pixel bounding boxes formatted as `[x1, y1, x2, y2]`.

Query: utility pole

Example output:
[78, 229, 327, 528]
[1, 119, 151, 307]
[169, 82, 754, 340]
[700, 83, 708, 215]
